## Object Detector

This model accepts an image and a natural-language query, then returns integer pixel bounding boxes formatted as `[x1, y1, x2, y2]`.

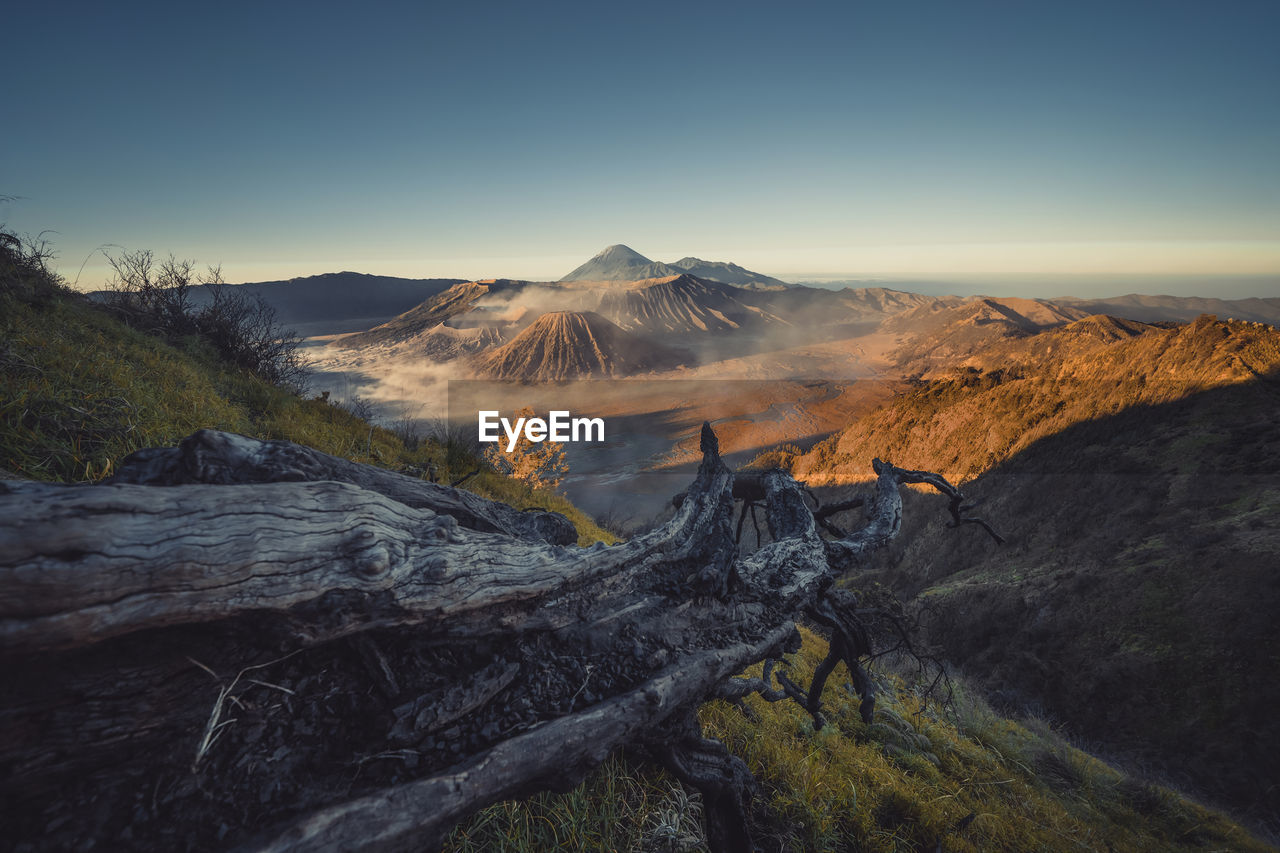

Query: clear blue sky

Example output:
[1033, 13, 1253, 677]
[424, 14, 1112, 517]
[5, 0, 1278, 293]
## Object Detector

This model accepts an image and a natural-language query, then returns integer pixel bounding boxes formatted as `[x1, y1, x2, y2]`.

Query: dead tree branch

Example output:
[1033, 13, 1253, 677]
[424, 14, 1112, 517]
[0, 425, 999, 852]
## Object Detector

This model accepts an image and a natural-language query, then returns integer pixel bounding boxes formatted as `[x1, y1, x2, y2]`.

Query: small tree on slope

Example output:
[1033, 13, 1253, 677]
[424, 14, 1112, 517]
[483, 406, 569, 490]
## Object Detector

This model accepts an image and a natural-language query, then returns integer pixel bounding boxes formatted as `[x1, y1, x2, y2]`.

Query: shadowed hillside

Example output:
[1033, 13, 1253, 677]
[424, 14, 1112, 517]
[448, 625, 1276, 852]
[856, 373, 1280, 828]
[772, 312, 1280, 828]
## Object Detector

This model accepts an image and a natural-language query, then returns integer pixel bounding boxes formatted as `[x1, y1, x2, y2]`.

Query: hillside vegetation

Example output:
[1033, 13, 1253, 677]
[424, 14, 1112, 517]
[770, 312, 1280, 831]
[447, 628, 1270, 852]
[857, 376, 1280, 829]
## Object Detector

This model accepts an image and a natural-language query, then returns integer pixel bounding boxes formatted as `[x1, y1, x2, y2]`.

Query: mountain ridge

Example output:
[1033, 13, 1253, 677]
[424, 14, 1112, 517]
[1056, 293, 1280, 325]
[766, 315, 1280, 824]
[560, 244, 788, 289]
[790, 313, 1280, 485]
[596, 273, 786, 335]
[189, 271, 463, 335]
[333, 279, 526, 349]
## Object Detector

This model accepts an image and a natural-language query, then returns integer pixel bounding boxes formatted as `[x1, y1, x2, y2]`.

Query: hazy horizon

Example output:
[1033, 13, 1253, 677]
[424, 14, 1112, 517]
[234, 266, 1280, 302]
[37, 237, 1280, 299]
[28, 243, 1280, 298]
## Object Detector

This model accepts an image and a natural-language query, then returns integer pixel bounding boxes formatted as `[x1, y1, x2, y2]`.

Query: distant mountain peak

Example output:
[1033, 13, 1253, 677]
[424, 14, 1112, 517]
[561, 246, 789, 289]
[594, 244, 652, 263]
[559, 245, 673, 283]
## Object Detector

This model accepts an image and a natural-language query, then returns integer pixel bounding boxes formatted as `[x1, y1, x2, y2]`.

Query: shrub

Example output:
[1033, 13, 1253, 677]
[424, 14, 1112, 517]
[0, 225, 65, 304]
[102, 248, 306, 389]
[482, 406, 568, 491]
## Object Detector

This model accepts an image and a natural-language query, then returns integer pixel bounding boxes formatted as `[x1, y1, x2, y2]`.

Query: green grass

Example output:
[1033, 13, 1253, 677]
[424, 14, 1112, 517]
[0, 285, 613, 545]
[701, 627, 1268, 852]
[446, 627, 1270, 852]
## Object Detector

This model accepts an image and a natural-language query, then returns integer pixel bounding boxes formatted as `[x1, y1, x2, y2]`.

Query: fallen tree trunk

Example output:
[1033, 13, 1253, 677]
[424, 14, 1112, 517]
[0, 425, 999, 852]
[105, 427, 580, 546]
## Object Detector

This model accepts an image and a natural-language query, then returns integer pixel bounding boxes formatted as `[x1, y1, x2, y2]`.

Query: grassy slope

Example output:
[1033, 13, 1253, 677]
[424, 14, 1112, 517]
[860, 377, 1280, 829]
[448, 628, 1269, 852]
[446, 319, 1278, 850]
[0, 287, 612, 544]
[766, 314, 1280, 831]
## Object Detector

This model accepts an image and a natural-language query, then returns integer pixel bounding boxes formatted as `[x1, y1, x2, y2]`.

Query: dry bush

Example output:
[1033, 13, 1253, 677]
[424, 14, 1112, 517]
[102, 248, 306, 389]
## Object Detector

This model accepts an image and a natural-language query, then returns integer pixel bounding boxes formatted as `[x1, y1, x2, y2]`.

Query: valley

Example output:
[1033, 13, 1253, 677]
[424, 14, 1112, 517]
[300, 245, 1280, 529]
[291, 245, 1280, 830]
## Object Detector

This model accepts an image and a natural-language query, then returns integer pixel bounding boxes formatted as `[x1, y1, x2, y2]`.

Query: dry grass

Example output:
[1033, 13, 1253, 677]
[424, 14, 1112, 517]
[0, 284, 614, 544]
[188, 653, 299, 772]
[447, 628, 1271, 853]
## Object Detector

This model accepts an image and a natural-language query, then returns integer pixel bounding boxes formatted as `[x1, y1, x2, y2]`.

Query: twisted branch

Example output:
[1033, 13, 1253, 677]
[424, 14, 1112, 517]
[0, 425, 1000, 853]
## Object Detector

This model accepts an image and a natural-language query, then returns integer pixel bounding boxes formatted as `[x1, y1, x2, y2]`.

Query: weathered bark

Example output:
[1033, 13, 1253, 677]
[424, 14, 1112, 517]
[106, 427, 579, 546]
[0, 425, 999, 852]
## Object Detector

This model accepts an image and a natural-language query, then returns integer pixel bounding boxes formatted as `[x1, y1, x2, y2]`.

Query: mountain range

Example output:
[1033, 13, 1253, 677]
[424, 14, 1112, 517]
[9, 235, 1276, 853]
[321, 251, 1272, 826]
[1057, 293, 1280, 325]
[304, 247, 1279, 393]
[189, 271, 462, 335]
[150, 248, 1280, 346]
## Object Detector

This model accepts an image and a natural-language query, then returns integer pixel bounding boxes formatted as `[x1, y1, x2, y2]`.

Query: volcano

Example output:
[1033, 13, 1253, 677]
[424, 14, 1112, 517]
[558, 245, 680, 283]
[471, 311, 689, 381]
[334, 280, 524, 348]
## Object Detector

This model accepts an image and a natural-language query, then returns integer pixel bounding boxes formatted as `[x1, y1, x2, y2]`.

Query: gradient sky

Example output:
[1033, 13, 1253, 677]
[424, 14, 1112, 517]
[4, 0, 1279, 294]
